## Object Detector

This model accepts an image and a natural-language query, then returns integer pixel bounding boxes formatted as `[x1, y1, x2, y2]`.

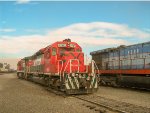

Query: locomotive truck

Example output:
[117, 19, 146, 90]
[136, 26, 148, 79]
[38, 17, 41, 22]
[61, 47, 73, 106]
[91, 41, 150, 89]
[17, 39, 98, 94]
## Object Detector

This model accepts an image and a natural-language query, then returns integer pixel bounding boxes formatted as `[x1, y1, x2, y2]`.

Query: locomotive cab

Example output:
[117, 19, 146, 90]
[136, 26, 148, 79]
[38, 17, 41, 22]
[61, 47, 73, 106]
[57, 40, 86, 73]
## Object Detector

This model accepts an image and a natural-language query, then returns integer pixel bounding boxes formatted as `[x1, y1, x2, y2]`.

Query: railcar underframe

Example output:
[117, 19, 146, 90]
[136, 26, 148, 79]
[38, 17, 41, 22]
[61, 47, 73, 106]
[17, 72, 98, 94]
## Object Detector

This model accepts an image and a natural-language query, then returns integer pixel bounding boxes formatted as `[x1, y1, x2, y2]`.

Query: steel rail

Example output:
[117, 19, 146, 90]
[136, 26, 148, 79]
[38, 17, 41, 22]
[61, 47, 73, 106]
[73, 95, 128, 113]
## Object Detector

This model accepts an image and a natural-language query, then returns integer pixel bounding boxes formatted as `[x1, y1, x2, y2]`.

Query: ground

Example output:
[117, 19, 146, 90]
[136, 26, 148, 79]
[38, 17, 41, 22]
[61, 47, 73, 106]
[96, 86, 150, 108]
[0, 73, 150, 113]
[0, 73, 94, 113]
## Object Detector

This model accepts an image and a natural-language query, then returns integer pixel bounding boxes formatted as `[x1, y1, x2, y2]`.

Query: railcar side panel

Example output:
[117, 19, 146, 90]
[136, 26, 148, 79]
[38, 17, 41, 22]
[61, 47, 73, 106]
[91, 41, 150, 89]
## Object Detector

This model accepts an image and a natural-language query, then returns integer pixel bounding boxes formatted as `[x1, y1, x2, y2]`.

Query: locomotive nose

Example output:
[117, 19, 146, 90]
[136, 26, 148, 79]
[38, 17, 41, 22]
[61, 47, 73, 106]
[58, 51, 85, 73]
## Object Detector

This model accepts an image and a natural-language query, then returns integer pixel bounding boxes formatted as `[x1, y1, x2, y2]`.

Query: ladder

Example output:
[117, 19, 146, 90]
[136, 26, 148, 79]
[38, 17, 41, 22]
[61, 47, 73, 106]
[57, 60, 63, 81]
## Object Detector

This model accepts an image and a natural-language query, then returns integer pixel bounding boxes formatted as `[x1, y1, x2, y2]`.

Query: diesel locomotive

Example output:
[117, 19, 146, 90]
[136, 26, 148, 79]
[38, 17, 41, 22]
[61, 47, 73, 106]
[91, 41, 150, 89]
[17, 39, 98, 94]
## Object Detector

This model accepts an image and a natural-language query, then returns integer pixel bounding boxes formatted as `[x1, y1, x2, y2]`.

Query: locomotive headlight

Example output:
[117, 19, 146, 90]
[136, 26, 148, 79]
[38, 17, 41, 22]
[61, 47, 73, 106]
[72, 73, 75, 77]
[75, 74, 78, 77]
[66, 42, 70, 47]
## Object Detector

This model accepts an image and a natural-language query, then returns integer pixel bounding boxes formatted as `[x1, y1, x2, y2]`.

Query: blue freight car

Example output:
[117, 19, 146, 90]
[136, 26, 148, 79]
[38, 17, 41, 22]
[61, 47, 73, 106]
[90, 41, 150, 89]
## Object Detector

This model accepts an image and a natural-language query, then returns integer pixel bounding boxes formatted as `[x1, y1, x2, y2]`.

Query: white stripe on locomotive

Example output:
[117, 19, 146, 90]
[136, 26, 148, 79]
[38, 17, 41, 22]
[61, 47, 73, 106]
[68, 77, 75, 89]
[65, 78, 70, 90]
[74, 77, 79, 89]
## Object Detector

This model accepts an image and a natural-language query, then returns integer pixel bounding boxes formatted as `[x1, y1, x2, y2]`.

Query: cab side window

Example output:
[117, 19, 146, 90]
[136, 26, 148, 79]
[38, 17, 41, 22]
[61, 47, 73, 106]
[76, 48, 81, 52]
[52, 48, 57, 56]
[46, 49, 51, 58]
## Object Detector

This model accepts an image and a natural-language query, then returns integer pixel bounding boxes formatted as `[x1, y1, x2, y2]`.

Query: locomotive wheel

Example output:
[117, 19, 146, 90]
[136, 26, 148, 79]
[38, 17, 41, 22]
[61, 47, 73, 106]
[47, 77, 62, 90]
[53, 79, 61, 90]
[100, 80, 106, 86]
[17, 73, 24, 79]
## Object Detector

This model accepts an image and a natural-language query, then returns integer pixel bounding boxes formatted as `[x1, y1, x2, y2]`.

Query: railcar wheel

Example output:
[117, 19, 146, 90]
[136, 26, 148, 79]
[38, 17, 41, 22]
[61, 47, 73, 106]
[111, 81, 118, 87]
[100, 80, 106, 86]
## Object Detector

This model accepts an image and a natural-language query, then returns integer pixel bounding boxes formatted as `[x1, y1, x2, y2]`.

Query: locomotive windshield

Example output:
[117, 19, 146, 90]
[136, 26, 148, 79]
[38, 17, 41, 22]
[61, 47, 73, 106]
[59, 48, 75, 53]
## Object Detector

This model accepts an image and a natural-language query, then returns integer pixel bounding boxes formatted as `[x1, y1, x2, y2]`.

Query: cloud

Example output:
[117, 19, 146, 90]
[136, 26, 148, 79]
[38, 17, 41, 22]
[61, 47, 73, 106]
[143, 28, 150, 32]
[48, 22, 150, 39]
[0, 28, 16, 32]
[16, 0, 30, 4]
[0, 22, 150, 57]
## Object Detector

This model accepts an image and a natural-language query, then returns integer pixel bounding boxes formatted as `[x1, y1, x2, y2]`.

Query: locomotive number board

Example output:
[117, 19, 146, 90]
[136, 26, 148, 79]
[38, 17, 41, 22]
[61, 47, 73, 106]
[58, 44, 67, 47]
[58, 44, 76, 48]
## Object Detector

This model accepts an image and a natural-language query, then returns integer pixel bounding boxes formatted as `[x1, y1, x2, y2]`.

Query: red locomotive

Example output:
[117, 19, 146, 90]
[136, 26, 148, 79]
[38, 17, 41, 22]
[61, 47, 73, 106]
[17, 39, 98, 94]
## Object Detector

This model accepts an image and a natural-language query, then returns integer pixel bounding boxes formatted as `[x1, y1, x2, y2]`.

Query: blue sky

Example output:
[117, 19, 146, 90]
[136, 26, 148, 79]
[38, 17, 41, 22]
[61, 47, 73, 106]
[0, 1, 150, 59]
[1, 1, 150, 33]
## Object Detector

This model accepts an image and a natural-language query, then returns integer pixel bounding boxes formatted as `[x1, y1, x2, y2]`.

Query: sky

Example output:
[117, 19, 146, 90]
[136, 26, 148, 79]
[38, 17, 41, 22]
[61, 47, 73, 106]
[0, 1, 150, 62]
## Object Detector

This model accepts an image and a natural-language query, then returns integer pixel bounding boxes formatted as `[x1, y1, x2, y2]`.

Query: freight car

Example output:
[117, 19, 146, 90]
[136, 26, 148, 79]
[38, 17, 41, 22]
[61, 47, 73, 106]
[90, 41, 150, 89]
[17, 39, 98, 94]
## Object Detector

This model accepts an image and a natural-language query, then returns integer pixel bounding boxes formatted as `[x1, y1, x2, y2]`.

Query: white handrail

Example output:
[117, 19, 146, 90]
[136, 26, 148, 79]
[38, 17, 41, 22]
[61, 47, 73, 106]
[63, 60, 70, 73]
[70, 59, 79, 73]
[91, 60, 99, 74]
[63, 59, 80, 74]
[57, 60, 63, 81]
[57, 60, 63, 75]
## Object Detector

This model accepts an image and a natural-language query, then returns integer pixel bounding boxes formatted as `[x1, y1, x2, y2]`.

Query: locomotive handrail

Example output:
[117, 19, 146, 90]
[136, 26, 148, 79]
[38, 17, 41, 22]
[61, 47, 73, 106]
[63, 59, 80, 74]
[70, 59, 79, 73]
[63, 60, 70, 74]
[91, 60, 99, 74]
[57, 60, 63, 81]
[57, 60, 63, 74]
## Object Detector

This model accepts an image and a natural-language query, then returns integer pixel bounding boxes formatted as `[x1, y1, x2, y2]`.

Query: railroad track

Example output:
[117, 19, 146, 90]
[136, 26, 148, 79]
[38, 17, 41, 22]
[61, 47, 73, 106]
[30, 79, 150, 113]
[46, 88, 123, 113]
[45, 86, 150, 113]
[73, 95, 126, 113]
[46, 87, 150, 113]
[73, 94, 150, 113]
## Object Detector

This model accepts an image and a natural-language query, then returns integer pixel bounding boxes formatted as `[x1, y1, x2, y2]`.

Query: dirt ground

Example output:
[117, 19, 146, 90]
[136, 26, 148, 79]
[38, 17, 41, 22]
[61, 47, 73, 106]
[0, 73, 94, 113]
[96, 86, 150, 108]
[0, 73, 150, 113]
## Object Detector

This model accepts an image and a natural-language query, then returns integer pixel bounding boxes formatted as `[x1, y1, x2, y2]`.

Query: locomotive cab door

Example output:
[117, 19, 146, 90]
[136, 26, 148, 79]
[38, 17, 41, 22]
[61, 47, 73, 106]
[44, 49, 51, 73]
[50, 47, 57, 73]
